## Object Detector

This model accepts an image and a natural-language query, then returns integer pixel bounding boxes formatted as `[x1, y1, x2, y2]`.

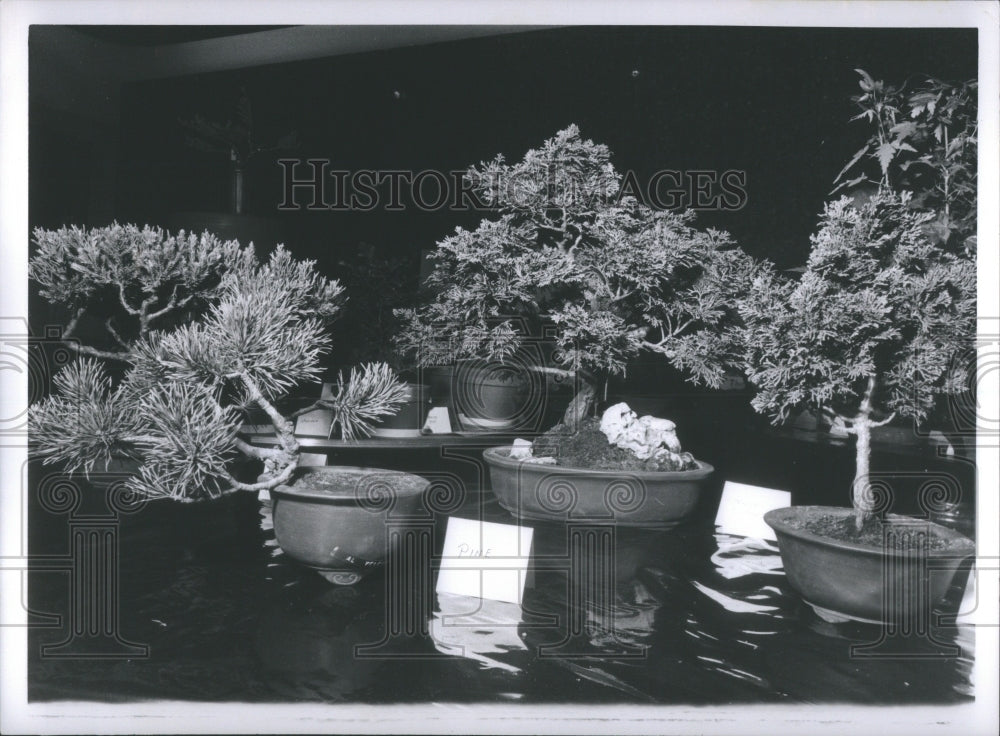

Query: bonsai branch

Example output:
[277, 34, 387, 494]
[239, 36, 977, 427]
[59, 308, 129, 361]
[223, 460, 298, 492]
[104, 318, 130, 350]
[146, 284, 194, 325]
[232, 436, 283, 461]
[528, 366, 576, 379]
[118, 283, 141, 316]
[289, 400, 331, 420]
[239, 371, 299, 457]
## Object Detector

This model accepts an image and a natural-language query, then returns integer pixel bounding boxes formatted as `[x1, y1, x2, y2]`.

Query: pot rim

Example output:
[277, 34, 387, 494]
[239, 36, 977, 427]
[483, 445, 714, 479]
[763, 505, 975, 559]
[272, 465, 429, 503]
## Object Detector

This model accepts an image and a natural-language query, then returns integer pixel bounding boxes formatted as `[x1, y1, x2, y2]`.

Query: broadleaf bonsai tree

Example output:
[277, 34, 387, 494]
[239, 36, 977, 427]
[735, 190, 975, 531]
[29, 224, 407, 501]
[395, 125, 756, 427]
[833, 69, 977, 255]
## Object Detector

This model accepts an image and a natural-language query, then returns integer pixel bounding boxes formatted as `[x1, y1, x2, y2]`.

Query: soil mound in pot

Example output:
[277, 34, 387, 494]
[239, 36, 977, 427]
[531, 419, 698, 472]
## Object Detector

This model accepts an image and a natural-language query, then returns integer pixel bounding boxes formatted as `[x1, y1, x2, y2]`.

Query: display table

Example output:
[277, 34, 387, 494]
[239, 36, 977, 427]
[26, 468, 974, 705]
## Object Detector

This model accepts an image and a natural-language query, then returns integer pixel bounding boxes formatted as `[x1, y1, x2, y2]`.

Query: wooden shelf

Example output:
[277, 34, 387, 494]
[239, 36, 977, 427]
[244, 430, 518, 450]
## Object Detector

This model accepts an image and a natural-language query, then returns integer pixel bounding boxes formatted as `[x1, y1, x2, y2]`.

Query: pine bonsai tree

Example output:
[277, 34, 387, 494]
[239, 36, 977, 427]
[396, 125, 756, 427]
[736, 190, 975, 531]
[29, 224, 407, 501]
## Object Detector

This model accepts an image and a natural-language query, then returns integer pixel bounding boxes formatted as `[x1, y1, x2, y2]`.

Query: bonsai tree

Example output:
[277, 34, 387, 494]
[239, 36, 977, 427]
[395, 125, 756, 427]
[833, 69, 977, 255]
[735, 190, 975, 531]
[29, 224, 407, 501]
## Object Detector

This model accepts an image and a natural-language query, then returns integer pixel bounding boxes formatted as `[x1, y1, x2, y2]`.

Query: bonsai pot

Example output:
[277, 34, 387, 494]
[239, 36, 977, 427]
[764, 506, 975, 624]
[441, 362, 534, 431]
[483, 446, 715, 526]
[371, 383, 432, 438]
[271, 466, 429, 585]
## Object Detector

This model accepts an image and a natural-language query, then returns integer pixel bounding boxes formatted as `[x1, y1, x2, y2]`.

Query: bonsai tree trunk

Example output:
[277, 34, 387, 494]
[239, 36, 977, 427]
[852, 414, 873, 532]
[561, 380, 597, 427]
[849, 375, 896, 532]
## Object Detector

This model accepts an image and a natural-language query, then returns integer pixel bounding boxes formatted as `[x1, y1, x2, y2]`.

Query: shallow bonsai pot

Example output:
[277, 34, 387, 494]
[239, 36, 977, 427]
[483, 446, 714, 526]
[764, 505, 976, 624]
[371, 383, 432, 438]
[271, 466, 429, 585]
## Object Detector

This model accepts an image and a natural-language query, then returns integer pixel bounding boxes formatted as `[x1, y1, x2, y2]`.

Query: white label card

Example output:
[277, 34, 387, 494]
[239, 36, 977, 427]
[436, 517, 533, 605]
[715, 481, 791, 542]
[294, 408, 334, 438]
[423, 406, 453, 434]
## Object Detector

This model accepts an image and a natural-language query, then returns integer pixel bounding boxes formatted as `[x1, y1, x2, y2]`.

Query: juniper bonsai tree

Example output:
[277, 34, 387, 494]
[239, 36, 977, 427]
[735, 190, 975, 531]
[29, 224, 407, 501]
[395, 125, 756, 427]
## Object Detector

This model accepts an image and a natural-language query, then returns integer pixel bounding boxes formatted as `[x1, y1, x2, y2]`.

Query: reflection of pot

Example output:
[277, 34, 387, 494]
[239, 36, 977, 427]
[371, 383, 432, 438]
[483, 446, 714, 526]
[521, 526, 666, 656]
[764, 506, 975, 624]
[271, 466, 429, 585]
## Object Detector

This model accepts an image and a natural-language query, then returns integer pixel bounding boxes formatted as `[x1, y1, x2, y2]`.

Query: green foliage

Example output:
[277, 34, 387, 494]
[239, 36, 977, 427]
[833, 69, 977, 254]
[396, 125, 755, 417]
[737, 190, 975, 427]
[30, 229, 405, 501]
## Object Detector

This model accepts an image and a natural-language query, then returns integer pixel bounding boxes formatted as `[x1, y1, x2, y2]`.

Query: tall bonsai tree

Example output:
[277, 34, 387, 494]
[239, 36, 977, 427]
[396, 125, 756, 426]
[29, 224, 407, 501]
[735, 190, 975, 531]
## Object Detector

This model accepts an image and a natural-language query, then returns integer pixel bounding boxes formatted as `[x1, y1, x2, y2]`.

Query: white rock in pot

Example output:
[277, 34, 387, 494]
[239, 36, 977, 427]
[600, 402, 682, 460]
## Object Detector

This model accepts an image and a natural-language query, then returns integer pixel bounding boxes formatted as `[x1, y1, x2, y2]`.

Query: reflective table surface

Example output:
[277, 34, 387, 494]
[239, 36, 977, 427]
[27, 477, 974, 705]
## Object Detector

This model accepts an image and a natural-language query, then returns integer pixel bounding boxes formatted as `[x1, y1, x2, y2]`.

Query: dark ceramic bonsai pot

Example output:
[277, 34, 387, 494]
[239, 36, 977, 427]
[764, 505, 975, 624]
[483, 446, 714, 526]
[271, 466, 429, 585]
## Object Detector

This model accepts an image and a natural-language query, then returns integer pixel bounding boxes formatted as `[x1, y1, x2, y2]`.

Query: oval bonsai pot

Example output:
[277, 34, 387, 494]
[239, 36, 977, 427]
[271, 466, 429, 585]
[483, 446, 714, 526]
[371, 383, 432, 438]
[764, 505, 976, 624]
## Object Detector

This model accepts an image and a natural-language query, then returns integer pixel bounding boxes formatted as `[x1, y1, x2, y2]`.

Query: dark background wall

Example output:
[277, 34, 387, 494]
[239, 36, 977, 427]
[111, 26, 978, 265]
[29, 25, 978, 366]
